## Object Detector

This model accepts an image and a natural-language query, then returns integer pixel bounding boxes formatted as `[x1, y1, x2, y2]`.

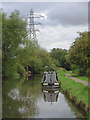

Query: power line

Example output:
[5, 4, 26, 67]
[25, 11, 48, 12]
[27, 9, 44, 41]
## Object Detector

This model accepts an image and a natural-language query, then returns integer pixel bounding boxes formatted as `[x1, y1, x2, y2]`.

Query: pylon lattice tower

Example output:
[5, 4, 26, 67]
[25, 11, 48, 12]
[28, 9, 44, 40]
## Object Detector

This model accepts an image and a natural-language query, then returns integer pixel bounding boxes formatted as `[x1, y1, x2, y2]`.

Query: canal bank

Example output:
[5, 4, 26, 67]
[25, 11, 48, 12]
[57, 70, 89, 118]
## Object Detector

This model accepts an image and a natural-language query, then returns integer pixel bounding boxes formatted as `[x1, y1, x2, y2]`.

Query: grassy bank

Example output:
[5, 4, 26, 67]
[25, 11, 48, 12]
[66, 71, 88, 82]
[57, 70, 89, 112]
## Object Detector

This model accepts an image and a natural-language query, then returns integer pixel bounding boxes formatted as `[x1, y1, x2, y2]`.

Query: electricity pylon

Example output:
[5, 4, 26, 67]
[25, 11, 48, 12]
[28, 9, 44, 40]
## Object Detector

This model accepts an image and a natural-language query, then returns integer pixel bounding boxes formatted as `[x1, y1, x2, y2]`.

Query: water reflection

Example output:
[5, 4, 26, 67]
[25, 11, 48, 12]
[42, 87, 60, 103]
[2, 75, 86, 118]
[2, 75, 42, 118]
[25, 75, 31, 80]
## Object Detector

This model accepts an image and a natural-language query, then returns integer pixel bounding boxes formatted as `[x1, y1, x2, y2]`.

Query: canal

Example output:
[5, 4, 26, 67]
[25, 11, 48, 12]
[2, 74, 85, 119]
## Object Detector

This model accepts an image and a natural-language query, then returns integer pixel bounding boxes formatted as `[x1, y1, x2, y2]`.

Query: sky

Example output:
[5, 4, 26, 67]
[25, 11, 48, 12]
[2, 1, 88, 51]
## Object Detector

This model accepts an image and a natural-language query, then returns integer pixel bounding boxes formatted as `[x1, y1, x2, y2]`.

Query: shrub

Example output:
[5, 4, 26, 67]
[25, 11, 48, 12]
[86, 68, 90, 77]
[78, 68, 86, 76]
[74, 69, 80, 75]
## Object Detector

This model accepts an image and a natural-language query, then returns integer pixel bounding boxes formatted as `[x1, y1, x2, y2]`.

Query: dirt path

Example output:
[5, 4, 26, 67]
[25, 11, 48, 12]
[65, 74, 90, 88]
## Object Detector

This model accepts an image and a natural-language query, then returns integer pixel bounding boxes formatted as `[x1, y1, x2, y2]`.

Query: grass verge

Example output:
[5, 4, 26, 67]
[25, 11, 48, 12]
[57, 70, 89, 111]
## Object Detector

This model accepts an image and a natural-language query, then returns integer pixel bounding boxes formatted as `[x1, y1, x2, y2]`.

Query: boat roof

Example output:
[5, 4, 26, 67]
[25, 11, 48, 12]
[43, 72, 58, 83]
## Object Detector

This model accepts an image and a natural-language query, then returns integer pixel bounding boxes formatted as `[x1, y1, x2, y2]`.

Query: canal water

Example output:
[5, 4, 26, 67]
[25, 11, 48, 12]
[2, 74, 85, 119]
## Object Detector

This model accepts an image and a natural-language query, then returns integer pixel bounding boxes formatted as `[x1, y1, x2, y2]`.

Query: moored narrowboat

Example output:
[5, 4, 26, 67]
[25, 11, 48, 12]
[41, 71, 60, 87]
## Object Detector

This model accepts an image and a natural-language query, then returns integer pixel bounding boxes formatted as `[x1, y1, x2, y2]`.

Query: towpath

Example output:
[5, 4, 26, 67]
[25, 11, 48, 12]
[65, 74, 90, 88]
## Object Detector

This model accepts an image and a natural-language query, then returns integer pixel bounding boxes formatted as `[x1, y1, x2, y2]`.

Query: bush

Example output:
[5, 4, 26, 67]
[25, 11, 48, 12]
[78, 68, 86, 76]
[74, 69, 80, 75]
[72, 67, 86, 76]
[71, 64, 78, 73]
[86, 68, 90, 77]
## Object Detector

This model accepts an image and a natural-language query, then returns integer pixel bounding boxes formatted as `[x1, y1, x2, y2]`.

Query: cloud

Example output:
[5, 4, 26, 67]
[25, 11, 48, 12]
[2, 2, 88, 51]
[2, 2, 88, 26]
[2, 2, 54, 17]
[37, 24, 87, 51]
[47, 2, 88, 26]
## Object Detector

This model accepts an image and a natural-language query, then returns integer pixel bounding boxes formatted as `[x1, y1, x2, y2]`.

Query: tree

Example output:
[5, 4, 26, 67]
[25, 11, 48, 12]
[66, 32, 89, 76]
[50, 48, 71, 70]
[17, 39, 43, 74]
[37, 49, 54, 70]
[2, 10, 27, 78]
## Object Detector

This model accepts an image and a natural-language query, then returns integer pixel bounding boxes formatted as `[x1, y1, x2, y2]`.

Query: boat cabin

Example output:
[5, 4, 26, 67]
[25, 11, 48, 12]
[42, 71, 60, 87]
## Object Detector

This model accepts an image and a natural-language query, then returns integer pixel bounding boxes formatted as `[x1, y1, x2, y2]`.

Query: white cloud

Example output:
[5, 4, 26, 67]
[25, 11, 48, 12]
[37, 24, 88, 51]
[2, 2, 88, 52]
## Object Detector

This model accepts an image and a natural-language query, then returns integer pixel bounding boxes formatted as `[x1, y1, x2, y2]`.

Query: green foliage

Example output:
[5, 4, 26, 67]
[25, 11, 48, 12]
[2, 10, 27, 60]
[17, 40, 55, 73]
[16, 39, 41, 73]
[66, 32, 89, 76]
[2, 10, 27, 78]
[37, 49, 56, 71]
[50, 48, 71, 70]
[86, 68, 90, 78]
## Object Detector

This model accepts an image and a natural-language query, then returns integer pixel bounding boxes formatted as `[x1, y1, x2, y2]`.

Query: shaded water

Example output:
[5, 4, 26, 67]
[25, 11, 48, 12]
[2, 75, 85, 118]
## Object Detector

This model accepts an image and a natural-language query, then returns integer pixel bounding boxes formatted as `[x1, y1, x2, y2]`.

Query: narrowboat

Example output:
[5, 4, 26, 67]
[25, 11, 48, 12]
[41, 71, 60, 88]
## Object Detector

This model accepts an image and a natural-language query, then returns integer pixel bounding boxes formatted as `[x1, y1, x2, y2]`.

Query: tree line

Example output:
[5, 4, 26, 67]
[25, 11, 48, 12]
[2, 10, 89, 79]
